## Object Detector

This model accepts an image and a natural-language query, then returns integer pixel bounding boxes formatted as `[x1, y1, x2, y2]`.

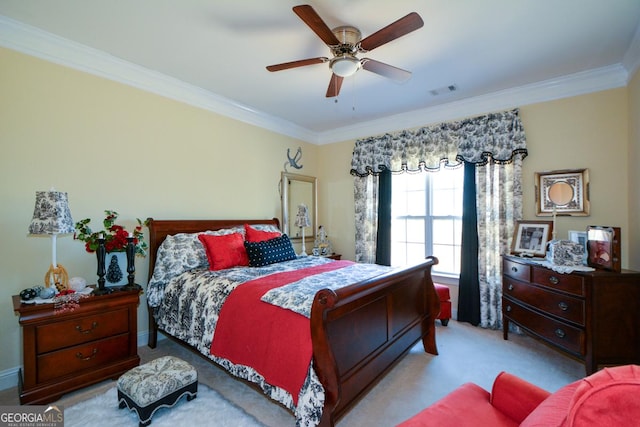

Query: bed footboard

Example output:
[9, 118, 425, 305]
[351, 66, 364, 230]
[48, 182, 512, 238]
[310, 256, 439, 427]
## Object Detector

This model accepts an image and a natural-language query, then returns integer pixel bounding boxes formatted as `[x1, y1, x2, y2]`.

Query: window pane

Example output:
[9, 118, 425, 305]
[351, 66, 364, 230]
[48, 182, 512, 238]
[406, 219, 425, 243]
[406, 243, 426, 264]
[407, 191, 426, 216]
[432, 219, 454, 244]
[390, 167, 463, 275]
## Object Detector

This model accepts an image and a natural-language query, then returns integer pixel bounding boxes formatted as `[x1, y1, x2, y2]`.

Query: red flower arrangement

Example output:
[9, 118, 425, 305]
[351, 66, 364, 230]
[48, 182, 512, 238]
[74, 210, 149, 256]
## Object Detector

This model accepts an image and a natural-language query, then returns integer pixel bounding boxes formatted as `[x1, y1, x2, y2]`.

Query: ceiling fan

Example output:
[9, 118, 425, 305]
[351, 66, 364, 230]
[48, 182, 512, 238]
[266, 4, 424, 98]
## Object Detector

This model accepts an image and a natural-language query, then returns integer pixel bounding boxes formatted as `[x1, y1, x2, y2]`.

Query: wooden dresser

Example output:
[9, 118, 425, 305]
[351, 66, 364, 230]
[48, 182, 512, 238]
[502, 254, 640, 375]
[13, 288, 140, 404]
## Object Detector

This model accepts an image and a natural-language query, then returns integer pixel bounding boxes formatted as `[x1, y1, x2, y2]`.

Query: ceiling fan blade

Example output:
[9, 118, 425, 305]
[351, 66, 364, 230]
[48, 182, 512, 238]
[362, 59, 412, 83]
[266, 57, 328, 72]
[326, 74, 344, 97]
[359, 12, 424, 52]
[293, 5, 340, 46]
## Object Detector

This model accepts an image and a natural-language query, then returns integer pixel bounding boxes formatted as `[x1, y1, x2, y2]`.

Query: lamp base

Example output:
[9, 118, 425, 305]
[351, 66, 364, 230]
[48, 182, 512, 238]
[44, 263, 69, 291]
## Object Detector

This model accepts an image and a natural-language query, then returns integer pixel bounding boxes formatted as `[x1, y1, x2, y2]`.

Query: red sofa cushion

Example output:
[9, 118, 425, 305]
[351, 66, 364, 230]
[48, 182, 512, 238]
[520, 381, 580, 427]
[566, 365, 640, 426]
[490, 372, 551, 424]
[397, 382, 519, 427]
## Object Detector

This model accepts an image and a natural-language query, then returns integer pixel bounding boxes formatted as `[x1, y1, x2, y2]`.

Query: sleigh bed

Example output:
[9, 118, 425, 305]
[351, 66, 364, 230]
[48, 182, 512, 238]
[145, 218, 440, 427]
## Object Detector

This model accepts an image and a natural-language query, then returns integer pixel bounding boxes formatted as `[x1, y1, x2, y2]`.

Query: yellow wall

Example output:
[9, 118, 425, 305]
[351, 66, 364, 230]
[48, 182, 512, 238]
[0, 48, 317, 376]
[1, 46, 638, 385]
[628, 68, 640, 271]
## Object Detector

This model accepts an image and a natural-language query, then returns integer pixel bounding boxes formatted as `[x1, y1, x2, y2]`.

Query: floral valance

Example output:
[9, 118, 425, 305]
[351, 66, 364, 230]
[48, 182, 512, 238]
[350, 108, 528, 176]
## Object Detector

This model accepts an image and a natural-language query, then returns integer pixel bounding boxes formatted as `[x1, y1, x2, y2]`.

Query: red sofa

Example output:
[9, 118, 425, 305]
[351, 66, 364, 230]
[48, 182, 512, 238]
[397, 365, 640, 426]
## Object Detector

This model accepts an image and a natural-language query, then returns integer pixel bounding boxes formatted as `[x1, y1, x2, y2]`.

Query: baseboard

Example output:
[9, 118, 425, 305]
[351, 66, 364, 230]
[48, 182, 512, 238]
[0, 367, 19, 392]
[0, 330, 166, 391]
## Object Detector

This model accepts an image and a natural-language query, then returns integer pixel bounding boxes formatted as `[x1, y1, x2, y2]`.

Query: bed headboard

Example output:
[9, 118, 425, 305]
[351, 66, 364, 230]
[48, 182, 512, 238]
[146, 218, 281, 280]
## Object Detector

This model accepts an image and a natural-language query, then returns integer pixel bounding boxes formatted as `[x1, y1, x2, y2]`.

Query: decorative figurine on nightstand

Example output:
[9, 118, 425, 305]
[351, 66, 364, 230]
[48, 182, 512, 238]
[313, 225, 332, 257]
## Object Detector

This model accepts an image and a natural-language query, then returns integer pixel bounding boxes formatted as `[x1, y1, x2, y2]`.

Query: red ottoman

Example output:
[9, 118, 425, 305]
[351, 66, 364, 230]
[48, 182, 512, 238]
[434, 283, 451, 326]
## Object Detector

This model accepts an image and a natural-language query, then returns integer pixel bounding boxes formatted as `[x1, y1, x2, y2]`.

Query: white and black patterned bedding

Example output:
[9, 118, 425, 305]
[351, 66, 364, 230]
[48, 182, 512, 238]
[153, 256, 354, 426]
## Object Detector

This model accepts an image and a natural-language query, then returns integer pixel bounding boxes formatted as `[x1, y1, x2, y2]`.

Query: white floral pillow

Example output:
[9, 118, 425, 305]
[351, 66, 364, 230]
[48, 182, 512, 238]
[146, 227, 242, 307]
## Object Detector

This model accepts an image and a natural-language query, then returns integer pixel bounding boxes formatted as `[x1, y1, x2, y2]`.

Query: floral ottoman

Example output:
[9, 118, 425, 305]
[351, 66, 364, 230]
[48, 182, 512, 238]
[117, 356, 198, 426]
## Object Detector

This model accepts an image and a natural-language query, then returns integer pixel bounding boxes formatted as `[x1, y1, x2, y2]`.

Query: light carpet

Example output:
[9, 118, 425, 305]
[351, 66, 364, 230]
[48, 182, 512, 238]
[64, 383, 266, 427]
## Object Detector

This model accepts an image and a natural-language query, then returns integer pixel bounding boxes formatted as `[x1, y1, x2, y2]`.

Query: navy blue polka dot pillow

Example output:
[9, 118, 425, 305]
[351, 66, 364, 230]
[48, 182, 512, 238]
[244, 234, 297, 267]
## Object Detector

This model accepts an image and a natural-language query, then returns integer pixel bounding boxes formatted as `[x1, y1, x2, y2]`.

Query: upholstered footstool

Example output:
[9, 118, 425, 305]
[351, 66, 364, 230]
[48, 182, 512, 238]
[117, 356, 198, 426]
[434, 283, 452, 326]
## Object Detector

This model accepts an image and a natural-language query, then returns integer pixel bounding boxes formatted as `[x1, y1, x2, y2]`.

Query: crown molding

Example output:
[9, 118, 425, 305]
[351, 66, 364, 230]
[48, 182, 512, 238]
[0, 15, 317, 143]
[317, 64, 629, 144]
[1, 15, 631, 146]
[623, 23, 640, 79]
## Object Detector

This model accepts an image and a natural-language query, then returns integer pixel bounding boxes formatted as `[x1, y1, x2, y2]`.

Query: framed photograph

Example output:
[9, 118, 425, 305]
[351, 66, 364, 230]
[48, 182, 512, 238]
[535, 169, 590, 216]
[511, 220, 553, 257]
[587, 226, 621, 272]
[568, 230, 588, 265]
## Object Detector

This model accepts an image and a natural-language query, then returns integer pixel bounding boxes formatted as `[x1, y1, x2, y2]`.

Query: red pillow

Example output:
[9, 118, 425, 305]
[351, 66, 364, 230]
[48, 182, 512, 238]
[244, 224, 281, 242]
[198, 233, 248, 271]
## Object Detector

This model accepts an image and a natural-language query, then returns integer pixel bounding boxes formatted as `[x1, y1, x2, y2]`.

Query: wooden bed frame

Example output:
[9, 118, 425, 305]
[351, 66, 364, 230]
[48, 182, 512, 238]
[145, 218, 440, 427]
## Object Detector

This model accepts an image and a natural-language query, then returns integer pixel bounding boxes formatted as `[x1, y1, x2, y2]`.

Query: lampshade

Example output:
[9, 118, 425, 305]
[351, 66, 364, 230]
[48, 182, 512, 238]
[29, 191, 75, 235]
[28, 190, 74, 289]
[294, 204, 311, 228]
[330, 55, 360, 78]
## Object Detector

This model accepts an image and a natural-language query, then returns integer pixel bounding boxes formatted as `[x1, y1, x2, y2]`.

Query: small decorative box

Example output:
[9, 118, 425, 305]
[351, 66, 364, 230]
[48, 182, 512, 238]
[546, 240, 585, 266]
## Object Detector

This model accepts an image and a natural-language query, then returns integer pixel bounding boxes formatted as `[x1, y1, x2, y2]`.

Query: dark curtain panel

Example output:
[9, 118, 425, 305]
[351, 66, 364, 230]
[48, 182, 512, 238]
[458, 161, 480, 325]
[375, 169, 392, 266]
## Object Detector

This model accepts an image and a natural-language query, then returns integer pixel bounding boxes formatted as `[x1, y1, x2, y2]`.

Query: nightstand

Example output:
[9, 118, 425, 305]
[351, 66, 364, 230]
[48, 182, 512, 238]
[12, 288, 140, 404]
[325, 254, 342, 260]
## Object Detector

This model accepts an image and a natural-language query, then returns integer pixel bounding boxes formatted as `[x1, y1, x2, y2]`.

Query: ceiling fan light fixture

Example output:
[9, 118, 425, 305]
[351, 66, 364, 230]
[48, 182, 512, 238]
[330, 56, 360, 77]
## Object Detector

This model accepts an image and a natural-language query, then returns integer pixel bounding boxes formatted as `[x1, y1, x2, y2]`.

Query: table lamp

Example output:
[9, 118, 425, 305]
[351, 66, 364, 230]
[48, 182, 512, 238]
[28, 190, 74, 290]
[294, 203, 311, 256]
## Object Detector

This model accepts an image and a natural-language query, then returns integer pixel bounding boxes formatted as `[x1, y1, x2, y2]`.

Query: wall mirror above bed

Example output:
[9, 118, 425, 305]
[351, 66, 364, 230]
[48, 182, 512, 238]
[281, 172, 317, 242]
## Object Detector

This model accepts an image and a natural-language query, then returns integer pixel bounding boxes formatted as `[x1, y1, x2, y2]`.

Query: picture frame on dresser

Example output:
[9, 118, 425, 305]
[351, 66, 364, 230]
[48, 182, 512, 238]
[568, 230, 588, 265]
[586, 226, 621, 272]
[511, 220, 553, 257]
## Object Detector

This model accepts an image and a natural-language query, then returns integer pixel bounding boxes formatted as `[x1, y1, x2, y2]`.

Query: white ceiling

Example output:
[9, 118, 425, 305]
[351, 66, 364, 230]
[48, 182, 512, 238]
[1, 1, 640, 144]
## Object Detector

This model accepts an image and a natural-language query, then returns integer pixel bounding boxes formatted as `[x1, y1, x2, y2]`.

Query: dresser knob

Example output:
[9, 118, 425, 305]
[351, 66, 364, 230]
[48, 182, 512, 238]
[554, 329, 566, 339]
[511, 266, 518, 273]
[508, 284, 514, 291]
[75, 321, 98, 334]
[549, 276, 559, 285]
[76, 348, 98, 361]
[558, 302, 568, 311]
[506, 305, 512, 312]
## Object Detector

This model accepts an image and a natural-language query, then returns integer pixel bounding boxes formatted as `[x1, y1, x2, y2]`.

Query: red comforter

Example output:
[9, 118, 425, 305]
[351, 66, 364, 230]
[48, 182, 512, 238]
[210, 260, 354, 404]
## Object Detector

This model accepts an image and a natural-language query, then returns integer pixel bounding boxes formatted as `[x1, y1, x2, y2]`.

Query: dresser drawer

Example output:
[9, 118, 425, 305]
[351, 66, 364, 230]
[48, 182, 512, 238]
[37, 334, 130, 383]
[36, 308, 129, 353]
[503, 299, 584, 356]
[503, 278, 585, 326]
[532, 267, 585, 296]
[503, 258, 530, 282]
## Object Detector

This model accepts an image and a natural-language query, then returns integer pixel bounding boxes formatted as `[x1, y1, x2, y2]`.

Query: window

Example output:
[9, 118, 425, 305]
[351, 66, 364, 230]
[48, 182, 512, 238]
[391, 167, 464, 276]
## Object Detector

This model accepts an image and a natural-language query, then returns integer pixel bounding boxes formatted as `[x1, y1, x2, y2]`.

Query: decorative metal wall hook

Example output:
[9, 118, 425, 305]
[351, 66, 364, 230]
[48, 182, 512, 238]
[284, 147, 303, 172]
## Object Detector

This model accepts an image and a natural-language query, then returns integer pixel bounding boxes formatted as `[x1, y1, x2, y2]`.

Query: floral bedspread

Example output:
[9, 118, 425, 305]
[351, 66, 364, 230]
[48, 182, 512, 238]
[155, 256, 389, 427]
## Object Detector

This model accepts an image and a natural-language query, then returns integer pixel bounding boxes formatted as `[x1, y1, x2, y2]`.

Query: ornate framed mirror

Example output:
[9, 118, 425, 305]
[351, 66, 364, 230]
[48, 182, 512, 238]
[535, 169, 590, 216]
[281, 172, 317, 242]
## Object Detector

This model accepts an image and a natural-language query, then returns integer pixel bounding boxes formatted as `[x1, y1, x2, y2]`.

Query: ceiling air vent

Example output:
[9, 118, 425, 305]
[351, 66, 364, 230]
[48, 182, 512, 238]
[429, 84, 457, 96]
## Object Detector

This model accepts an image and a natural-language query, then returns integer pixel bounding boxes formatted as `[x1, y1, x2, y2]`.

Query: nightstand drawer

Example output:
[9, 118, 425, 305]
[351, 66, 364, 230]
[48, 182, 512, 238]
[504, 299, 584, 356]
[532, 267, 585, 296]
[503, 278, 585, 326]
[36, 308, 129, 353]
[37, 334, 130, 383]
